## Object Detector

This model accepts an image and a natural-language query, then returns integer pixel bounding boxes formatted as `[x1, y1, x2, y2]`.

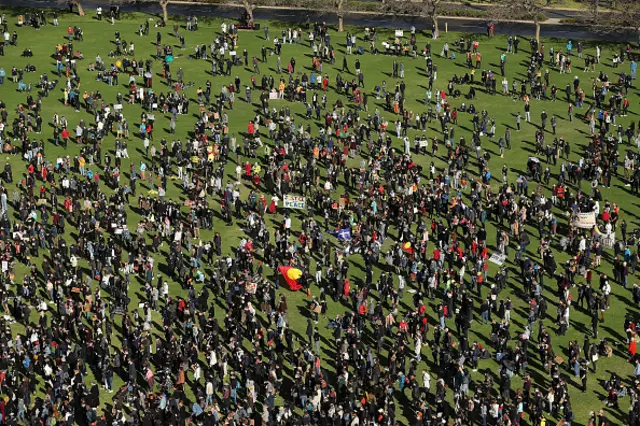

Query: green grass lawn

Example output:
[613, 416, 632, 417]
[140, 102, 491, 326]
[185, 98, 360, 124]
[0, 7, 638, 425]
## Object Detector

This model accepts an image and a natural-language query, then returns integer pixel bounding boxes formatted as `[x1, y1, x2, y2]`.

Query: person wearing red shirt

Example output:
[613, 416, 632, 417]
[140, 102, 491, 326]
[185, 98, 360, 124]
[343, 278, 350, 298]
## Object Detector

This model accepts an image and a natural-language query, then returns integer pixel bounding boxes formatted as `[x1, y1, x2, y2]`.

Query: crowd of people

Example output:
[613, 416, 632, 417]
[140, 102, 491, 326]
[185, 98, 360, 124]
[0, 7, 638, 426]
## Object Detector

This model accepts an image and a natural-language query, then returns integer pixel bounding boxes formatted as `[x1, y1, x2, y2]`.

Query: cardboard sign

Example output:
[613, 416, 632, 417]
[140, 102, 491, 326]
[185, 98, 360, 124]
[283, 194, 306, 210]
[601, 235, 615, 248]
[489, 252, 507, 266]
[596, 232, 615, 249]
[395, 30, 404, 38]
[572, 211, 596, 229]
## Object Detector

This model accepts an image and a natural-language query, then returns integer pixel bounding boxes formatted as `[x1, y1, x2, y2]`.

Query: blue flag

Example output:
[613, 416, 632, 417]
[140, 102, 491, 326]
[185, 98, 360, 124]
[337, 228, 351, 241]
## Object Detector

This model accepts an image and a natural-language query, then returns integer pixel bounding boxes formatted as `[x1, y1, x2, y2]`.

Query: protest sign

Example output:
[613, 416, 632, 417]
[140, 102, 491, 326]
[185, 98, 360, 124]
[489, 252, 507, 266]
[283, 194, 306, 209]
[572, 211, 596, 229]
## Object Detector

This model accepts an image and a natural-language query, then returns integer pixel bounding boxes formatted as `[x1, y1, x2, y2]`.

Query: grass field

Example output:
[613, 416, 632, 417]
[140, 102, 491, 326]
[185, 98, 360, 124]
[0, 6, 638, 425]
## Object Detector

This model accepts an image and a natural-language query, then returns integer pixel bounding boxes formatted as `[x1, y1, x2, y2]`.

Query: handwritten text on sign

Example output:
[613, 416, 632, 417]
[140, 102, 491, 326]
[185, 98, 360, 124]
[283, 194, 306, 210]
[572, 211, 596, 229]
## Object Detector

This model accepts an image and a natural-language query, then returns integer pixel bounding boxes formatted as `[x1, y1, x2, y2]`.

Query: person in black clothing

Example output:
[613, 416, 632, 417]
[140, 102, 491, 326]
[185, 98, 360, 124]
[580, 363, 587, 392]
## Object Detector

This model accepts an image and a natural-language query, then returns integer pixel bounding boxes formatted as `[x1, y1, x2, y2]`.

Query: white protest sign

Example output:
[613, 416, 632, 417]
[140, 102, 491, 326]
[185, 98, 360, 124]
[489, 252, 507, 266]
[283, 194, 306, 210]
[572, 211, 596, 229]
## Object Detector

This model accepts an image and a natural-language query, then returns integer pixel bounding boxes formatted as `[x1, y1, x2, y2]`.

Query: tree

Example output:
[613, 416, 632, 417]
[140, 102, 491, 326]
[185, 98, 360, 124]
[159, 0, 169, 22]
[496, 0, 544, 43]
[61, 0, 86, 16]
[424, 0, 442, 39]
[336, 0, 346, 32]
[591, 0, 600, 22]
[226, 0, 256, 27]
[241, 0, 256, 27]
[74, 0, 86, 16]
[582, 0, 640, 32]
[386, 0, 442, 38]
[583, 0, 608, 28]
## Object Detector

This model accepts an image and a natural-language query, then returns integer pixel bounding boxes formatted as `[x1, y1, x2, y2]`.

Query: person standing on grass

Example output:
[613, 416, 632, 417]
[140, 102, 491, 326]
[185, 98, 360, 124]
[1, 18, 639, 426]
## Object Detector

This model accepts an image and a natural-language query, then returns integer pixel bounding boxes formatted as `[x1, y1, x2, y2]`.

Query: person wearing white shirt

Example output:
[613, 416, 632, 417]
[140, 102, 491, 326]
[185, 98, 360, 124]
[422, 370, 431, 393]
[44, 363, 52, 378]
[193, 364, 201, 383]
[415, 336, 422, 361]
[605, 222, 613, 236]
[162, 281, 169, 300]
[603, 281, 611, 300]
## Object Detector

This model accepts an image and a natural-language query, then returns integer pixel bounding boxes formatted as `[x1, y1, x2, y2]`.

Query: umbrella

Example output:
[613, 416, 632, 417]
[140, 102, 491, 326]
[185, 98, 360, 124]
[165, 55, 174, 63]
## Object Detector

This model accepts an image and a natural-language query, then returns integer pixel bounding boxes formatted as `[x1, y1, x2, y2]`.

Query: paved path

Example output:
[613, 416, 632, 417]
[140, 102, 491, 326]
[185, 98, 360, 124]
[0, 0, 636, 41]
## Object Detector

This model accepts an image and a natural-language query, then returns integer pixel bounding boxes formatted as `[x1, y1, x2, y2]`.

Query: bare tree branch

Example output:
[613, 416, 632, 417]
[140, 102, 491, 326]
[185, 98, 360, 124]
[578, 0, 640, 35]
[385, 0, 442, 38]
[493, 0, 544, 43]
